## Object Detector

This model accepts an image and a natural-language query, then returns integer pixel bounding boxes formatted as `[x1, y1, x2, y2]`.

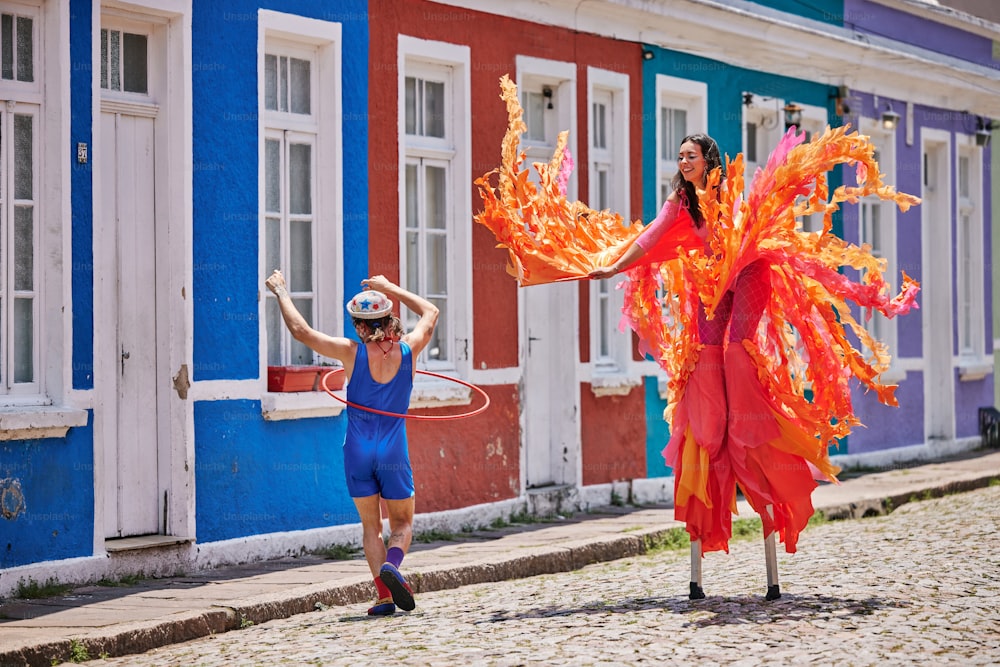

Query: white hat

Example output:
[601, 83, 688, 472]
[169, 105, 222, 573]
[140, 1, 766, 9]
[347, 290, 393, 319]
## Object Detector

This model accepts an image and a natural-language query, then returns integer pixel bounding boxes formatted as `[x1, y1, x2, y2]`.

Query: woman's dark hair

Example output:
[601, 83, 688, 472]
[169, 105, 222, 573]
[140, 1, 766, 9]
[671, 133, 724, 228]
[353, 315, 404, 343]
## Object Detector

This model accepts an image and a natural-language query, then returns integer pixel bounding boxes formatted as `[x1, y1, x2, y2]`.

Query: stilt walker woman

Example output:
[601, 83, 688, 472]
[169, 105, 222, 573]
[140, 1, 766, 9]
[475, 75, 920, 599]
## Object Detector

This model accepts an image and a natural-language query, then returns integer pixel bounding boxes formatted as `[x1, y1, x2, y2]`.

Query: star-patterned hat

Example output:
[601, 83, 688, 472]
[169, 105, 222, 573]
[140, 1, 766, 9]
[347, 290, 393, 319]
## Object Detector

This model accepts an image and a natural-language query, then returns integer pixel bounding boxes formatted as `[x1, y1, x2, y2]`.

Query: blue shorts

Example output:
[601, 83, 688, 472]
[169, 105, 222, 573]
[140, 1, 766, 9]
[342, 436, 414, 500]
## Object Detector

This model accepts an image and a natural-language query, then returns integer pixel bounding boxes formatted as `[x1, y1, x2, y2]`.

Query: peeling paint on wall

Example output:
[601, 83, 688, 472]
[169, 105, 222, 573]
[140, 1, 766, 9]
[1, 477, 26, 519]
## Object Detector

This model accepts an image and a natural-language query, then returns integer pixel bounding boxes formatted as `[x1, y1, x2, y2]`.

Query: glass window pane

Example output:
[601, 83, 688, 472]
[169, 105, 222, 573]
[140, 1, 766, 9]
[279, 56, 288, 112]
[264, 54, 278, 111]
[16, 16, 32, 82]
[425, 165, 446, 229]
[2, 15, 12, 80]
[288, 143, 312, 215]
[13, 297, 32, 382]
[593, 103, 606, 150]
[404, 77, 417, 135]
[959, 156, 970, 198]
[747, 122, 758, 163]
[424, 80, 445, 138]
[122, 33, 147, 94]
[266, 298, 282, 366]
[289, 220, 312, 291]
[672, 109, 687, 150]
[265, 217, 280, 274]
[265, 139, 281, 213]
[599, 296, 610, 357]
[427, 299, 446, 360]
[110, 30, 120, 91]
[406, 230, 419, 291]
[524, 92, 544, 141]
[427, 233, 447, 294]
[14, 205, 33, 290]
[405, 164, 418, 229]
[290, 298, 312, 364]
[100, 29, 108, 88]
[659, 108, 668, 160]
[290, 57, 310, 114]
[14, 114, 32, 200]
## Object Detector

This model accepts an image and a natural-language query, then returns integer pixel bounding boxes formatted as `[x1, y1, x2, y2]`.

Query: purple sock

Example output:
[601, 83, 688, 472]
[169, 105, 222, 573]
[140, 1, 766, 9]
[386, 546, 404, 568]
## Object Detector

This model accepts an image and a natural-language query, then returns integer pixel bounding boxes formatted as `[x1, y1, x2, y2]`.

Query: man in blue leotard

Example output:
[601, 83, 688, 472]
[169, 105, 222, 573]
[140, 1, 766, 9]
[265, 271, 439, 616]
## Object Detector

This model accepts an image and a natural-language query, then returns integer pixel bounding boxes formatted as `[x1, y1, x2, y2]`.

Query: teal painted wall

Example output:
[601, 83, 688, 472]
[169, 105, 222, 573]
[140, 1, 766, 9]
[745, 0, 844, 24]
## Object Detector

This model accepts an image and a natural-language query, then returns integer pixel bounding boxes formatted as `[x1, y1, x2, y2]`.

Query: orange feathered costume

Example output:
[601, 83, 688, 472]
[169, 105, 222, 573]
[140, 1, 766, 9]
[474, 75, 920, 554]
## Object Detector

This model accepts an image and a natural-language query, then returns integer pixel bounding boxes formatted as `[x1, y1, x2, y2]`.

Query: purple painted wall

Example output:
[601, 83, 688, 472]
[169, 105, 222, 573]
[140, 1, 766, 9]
[844, 0, 1000, 68]
[845, 90, 994, 450]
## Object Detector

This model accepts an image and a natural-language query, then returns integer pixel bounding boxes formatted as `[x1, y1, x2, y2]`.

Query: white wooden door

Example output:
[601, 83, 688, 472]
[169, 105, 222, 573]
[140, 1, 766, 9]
[921, 134, 955, 443]
[100, 108, 160, 538]
[522, 282, 578, 488]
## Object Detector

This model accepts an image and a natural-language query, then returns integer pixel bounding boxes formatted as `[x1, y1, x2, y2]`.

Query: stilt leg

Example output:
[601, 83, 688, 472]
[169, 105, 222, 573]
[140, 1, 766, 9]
[763, 504, 781, 600]
[689, 538, 705, 600]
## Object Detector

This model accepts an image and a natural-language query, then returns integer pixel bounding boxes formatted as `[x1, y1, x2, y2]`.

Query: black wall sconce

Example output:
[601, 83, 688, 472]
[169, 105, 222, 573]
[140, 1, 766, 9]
[880, 102, 900, 130]
[542, 86, 553, 110]
[783, 102, 803, 130]
[976, 117, 991, 147]
[642, 47, 654, 61]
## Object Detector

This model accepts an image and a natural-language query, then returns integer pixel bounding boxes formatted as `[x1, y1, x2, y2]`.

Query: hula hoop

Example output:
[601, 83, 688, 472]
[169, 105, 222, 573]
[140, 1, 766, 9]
[320, 368, 490, 420]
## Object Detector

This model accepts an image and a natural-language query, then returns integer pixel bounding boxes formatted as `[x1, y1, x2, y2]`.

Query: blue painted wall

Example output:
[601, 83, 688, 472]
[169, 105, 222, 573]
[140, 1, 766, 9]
[71, 0, 94, 390]
[191, 0, 370, 381]
[193, 401, 354, 542]
[0, 419, 95, 569]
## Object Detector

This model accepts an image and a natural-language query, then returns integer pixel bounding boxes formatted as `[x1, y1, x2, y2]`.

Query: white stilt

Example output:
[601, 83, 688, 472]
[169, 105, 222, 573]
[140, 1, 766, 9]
[689, 538, 705, 599]
[763, 504, 781, 600]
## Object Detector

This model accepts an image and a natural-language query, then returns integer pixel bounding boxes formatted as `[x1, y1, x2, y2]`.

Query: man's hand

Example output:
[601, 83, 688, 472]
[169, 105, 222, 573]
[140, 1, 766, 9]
[588, 265, 618, 280]
[265, 270, 289, 298]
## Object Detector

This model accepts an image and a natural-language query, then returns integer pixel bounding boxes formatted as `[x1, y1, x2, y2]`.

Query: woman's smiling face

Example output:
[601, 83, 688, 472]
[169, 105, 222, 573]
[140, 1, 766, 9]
[677, 140, 707, 187]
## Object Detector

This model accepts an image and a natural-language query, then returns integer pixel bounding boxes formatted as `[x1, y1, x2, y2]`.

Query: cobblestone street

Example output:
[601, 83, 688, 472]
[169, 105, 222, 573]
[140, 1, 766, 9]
[86, 485, 1000, 666]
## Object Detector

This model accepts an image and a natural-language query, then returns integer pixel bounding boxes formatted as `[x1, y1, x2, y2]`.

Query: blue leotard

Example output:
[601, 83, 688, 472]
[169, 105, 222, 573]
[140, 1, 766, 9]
[342, 341, 414, 499]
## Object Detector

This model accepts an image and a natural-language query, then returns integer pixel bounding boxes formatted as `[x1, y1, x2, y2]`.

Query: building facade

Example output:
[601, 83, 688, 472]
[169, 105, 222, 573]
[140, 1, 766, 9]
[1, 0, 995, 595]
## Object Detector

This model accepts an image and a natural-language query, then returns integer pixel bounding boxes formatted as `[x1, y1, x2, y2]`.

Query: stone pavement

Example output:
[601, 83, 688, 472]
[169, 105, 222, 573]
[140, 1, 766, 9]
[2, 448, 999, 667]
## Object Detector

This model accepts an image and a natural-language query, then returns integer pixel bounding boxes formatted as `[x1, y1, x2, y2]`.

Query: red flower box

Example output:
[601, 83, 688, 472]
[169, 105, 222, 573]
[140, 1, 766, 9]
[267, 366, 345, 392]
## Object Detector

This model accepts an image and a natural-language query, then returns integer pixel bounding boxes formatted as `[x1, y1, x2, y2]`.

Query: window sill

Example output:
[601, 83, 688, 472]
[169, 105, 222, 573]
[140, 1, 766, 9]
[958, 359, 993, 382]
[0, 404, 90, 441]
[411, 374, 472, 409]
[590, 374, 642, 398]
[261, 390, 346, 421]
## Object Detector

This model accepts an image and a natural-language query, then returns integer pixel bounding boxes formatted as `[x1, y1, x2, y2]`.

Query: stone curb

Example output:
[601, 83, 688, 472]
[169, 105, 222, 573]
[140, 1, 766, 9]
[4, 473, 998, 667]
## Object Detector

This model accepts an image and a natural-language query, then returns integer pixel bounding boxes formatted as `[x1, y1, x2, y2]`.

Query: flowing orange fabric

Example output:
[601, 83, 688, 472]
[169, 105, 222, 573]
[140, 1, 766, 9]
[474, 76, 921, 553]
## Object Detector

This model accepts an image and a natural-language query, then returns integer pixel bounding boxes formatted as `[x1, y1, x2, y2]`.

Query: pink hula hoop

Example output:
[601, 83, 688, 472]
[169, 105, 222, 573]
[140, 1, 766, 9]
[320, 368, 490, 420]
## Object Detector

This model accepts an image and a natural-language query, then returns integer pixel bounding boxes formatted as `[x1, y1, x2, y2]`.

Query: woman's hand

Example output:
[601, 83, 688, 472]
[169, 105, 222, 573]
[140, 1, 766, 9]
[361, 275, 395, 293]
[588, 265, 618, 280]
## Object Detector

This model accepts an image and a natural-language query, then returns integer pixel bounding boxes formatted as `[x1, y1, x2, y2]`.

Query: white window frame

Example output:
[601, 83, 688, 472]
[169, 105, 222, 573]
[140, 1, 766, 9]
[586, 67, 632, 388]
[955, 136, 989, 380]
[398, 36, 472, 390]
[0, 0, 85, 436]
[515, 55, 577, 200]
[257, 11, 343, 387]
[656, 75, 706, 209]
[858, 119, 903, 383]
[742, 93, 785, 189]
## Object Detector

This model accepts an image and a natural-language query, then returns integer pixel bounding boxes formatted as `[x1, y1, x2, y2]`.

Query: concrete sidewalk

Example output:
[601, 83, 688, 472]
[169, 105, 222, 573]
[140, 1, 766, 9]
[2, 448, 999, 667]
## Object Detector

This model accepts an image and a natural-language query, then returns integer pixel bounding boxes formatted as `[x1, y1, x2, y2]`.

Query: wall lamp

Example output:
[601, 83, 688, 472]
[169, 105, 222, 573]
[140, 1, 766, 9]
[542, 86, 553, 110]
[641, 47, 654, 61]
[783, 102, 803, 130]
[975, 117, 991, 147]
[880, 103, 900, 130]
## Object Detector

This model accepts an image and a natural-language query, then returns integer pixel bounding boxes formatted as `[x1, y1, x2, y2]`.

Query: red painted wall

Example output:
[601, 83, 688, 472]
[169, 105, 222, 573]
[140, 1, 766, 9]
[580, 384, 647, 485]
[368, 0, 649, 506]
[408, 386, 521, 513]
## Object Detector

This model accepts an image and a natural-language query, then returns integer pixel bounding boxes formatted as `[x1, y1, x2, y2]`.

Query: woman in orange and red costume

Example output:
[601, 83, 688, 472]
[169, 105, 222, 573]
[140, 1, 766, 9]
[475, 75, 920, 600]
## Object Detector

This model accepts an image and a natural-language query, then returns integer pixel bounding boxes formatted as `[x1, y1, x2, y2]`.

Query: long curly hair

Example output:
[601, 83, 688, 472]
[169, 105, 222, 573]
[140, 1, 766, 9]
[353, 315, 404, 343]
[671, 133, 724, 228]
